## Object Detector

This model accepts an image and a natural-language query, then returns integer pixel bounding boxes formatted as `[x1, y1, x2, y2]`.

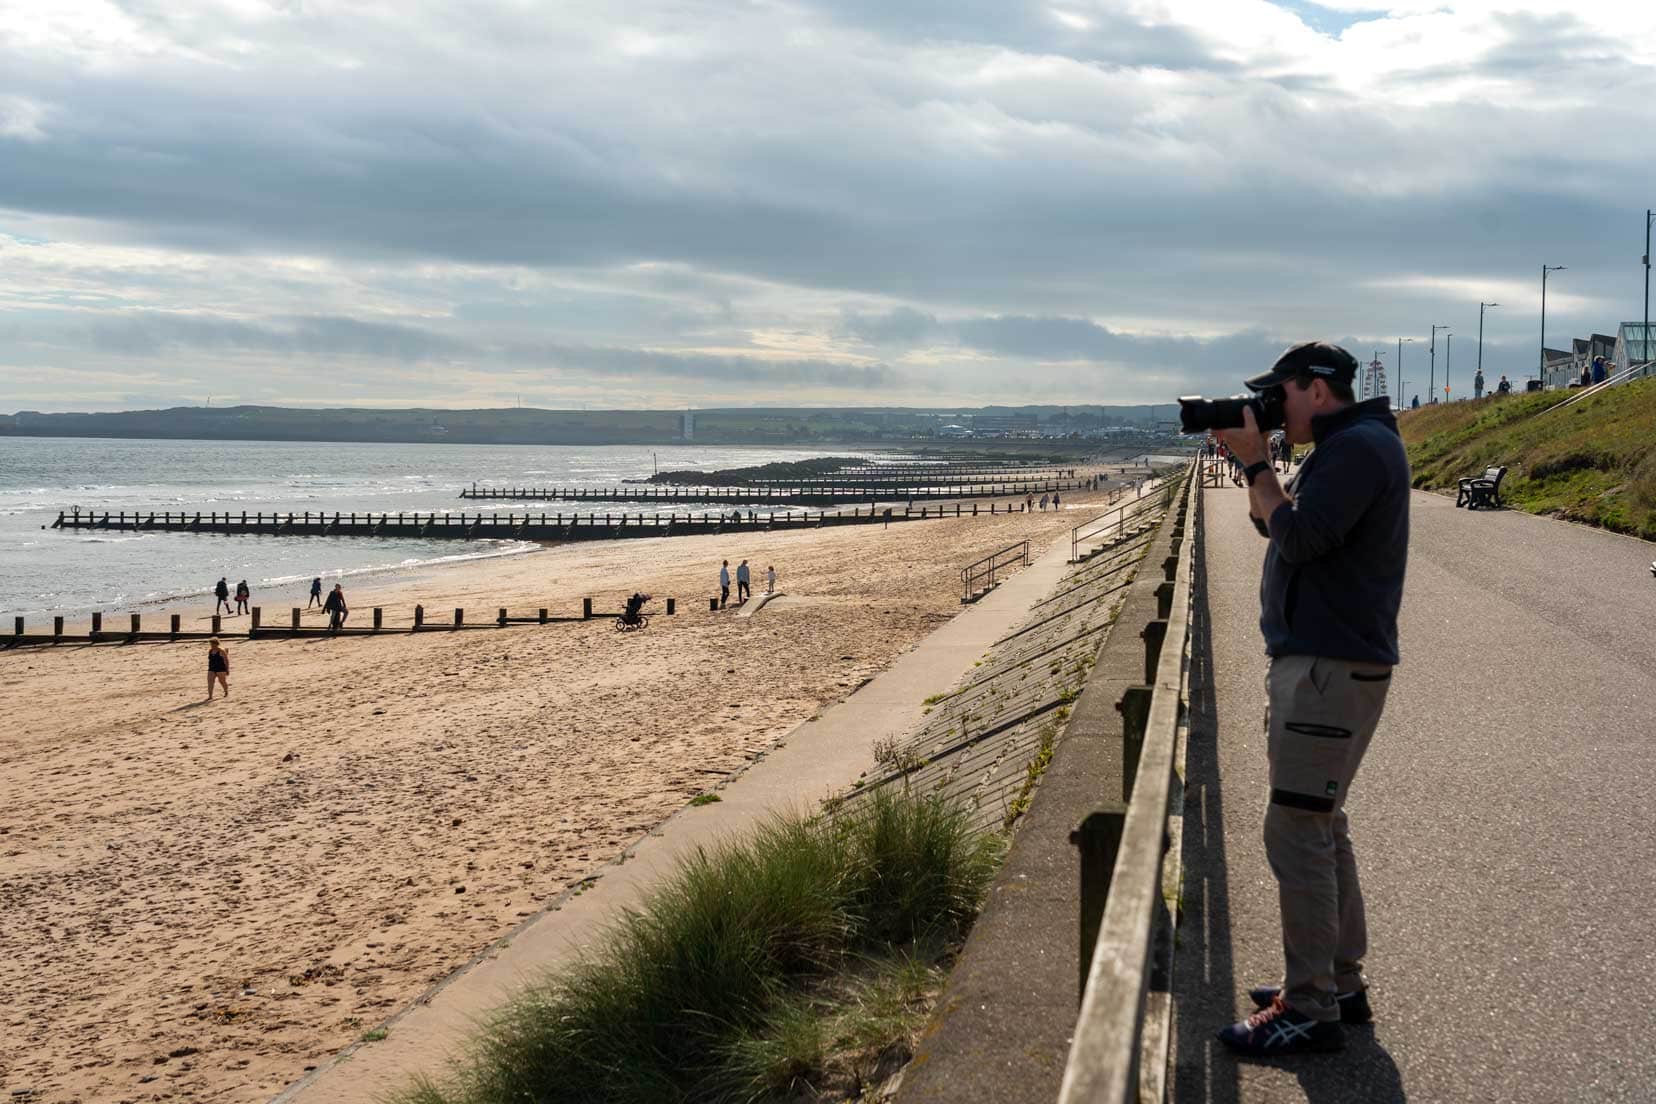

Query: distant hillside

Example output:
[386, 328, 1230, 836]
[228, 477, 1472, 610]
[1400, 378, 1656, 540]
[0, 403, 1174, 447]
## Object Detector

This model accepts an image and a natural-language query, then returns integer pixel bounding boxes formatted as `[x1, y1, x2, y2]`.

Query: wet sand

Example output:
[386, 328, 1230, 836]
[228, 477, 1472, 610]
[0, 493, 1113, 1103]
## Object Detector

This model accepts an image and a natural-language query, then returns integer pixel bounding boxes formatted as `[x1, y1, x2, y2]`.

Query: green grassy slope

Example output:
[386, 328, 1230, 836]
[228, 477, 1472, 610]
[1399, 377, 1656, 540]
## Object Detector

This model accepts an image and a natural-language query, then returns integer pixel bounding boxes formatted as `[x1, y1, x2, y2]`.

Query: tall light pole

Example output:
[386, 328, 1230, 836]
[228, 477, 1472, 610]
[1397, 337, 1413, 408]
[1540, 264, 1566, 387]
[1430, 324, 1449, 403]
[1445, 332, 1454, 401]
[1477, 302, 1500, 395]
[1644, 211, 1653, 369]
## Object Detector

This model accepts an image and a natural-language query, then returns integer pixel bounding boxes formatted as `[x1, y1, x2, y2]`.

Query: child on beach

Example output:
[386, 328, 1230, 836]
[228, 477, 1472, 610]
[206, 638, 230, 700]
[766, 565, 776, 594]
[308, 577, 323, 608]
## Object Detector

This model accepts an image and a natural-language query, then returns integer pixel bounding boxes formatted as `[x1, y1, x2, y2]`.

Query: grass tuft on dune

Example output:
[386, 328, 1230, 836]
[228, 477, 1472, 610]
[400, 787, 1004, 1104]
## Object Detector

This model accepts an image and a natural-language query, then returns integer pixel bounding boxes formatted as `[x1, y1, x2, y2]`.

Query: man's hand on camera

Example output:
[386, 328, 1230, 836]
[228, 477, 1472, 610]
[1217, 406, 1268, 465]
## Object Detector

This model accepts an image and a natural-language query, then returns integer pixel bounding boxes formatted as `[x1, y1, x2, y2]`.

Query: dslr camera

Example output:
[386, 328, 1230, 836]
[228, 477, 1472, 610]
[1177, 341, 1360, 435]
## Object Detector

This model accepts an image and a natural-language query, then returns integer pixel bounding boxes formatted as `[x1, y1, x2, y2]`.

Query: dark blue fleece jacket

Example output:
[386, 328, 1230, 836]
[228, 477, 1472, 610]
[1259, 397, 1410, 665]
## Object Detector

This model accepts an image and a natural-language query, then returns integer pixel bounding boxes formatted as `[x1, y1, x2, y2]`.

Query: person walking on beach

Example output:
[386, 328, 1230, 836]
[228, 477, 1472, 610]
[234, 579, 250, 616]
[719, 560, 731, 609]
[214, 577, 232, 615]
[766, 564, 777, 594]
[1039, 493, 1049, 511]
[206, 637, 230, 700]
[308, 577, 323, 608]
[323, 583, 348, 632]
[736, 559, 751, 603]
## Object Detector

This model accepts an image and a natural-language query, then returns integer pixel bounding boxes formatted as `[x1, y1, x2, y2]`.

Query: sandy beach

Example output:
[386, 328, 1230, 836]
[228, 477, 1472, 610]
[0, 490, 1120, 1104]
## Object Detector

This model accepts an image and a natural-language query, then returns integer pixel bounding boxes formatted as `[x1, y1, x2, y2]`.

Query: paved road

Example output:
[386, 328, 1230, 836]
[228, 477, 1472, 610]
[1172, 485, 1656, 1104]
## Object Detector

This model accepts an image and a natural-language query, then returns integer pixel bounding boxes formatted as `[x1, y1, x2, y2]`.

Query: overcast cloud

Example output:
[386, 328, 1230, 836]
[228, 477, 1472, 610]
[1, 0, 1653, 411]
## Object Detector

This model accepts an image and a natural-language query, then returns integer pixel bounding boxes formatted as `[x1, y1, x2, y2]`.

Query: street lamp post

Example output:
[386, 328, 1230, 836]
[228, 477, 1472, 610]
[1430, 324, 1449, 403]
[1478, 301, 1500, 396]
[1644, 210, 1653, 370]
[1540, 264, 1566, 387]
[1445, 332, 1454, 401]
[1397, 337, 1413, 408]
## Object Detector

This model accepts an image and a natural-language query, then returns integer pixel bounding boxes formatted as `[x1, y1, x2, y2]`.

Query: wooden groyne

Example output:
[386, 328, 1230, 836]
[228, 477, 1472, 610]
[3, 597, 679, 651]
[458, 477, 1089, 504]
[49, 500, 1019, 542]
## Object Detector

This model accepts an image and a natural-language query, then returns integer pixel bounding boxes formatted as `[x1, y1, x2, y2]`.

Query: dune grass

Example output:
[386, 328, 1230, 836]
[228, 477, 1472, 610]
[397, 787, 1004, 1104]
[1399, 377, 1656, 540]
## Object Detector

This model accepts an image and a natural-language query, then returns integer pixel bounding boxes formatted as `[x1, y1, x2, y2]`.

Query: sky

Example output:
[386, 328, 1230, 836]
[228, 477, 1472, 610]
[1, 0, 1653, 412]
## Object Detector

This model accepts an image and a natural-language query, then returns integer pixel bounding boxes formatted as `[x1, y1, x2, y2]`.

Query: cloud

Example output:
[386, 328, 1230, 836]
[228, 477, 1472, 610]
[2, 0, 1654, 409]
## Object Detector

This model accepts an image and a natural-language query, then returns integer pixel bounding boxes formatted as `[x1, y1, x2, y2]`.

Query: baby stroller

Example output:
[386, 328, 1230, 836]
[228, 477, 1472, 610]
[616, 593, 652, 632]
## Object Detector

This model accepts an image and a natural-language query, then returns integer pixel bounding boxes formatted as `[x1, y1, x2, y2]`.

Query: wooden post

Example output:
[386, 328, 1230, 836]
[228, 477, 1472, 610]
[373, 607, 383, 631]
[709, 597, 719, 612]
[54, 615, 64, 639]
[91, 612, 103, 638]
[498, 607, 508, 626]
[1117, 686, 1154, 802]
[539, 608, 548, 624]
[454, 608, 464, 628]
[666, 597, 676, 615]
[582, 597, 592, 620]
[1141, 620, 1168, 683]
[1071, 807, 1127, 1001]
[291, 608, 301, 633]
[170, 613, 180, 639]
[13, 615, 21, 637]
[211, 614, 221, 635]
[414, 604, 424, 628]
[130, 613, 141, 637]
[250, 607, 260, 637]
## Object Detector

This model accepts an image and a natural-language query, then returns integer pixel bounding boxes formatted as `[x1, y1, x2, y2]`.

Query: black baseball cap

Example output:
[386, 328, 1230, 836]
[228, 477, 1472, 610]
[1245, 341, 1360, 391]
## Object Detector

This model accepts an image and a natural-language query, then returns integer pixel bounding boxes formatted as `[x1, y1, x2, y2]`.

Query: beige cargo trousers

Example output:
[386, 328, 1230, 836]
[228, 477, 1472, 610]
[1264, 653, 1392, 1022]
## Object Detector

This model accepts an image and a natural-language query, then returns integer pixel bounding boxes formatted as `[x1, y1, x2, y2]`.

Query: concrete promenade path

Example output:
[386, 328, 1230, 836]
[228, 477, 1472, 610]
[275, 531, 1081, 1104]
[1172, 484, 1656, 1103]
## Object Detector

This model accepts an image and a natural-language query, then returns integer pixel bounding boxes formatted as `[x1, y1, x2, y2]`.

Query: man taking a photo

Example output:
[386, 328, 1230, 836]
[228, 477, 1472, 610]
[1214, 341, 1410, 1056]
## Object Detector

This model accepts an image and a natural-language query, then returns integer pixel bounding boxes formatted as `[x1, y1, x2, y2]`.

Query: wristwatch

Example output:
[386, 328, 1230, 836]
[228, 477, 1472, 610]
[1243, 460, 1271, 486]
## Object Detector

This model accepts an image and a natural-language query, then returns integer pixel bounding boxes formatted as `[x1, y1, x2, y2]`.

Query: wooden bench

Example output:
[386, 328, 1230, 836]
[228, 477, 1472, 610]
[1456, 465, 1507, 510]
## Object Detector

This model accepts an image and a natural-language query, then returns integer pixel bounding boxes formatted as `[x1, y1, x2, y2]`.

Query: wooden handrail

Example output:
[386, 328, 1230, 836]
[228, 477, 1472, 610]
[1057, 459, 1198, 1104]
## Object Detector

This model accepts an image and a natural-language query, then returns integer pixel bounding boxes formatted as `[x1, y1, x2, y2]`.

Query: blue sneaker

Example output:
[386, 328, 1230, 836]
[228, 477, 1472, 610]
[1217, 995, 1344, 1056]
[1248, 984, 1372, 1025]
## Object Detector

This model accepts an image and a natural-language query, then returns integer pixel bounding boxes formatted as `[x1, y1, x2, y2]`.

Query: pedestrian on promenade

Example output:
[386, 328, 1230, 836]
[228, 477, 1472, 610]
[1591, 355, 1607, 384]
[206, 637, 230, 701]
[736, 559, 751, 603]
[719, 560, 731, 609]
[766, 565, 777, 594]
[308, 577, 323, 608]
[1580, 364, 1592, 387]
[1496, 374, 1511, 395]
[214, 576, 232, 616]
[1473, 368, 1485, 400]
[323, 583, 349, 632]
[1213, 341, 1409, 1057]
[234, 579, 250, 616]
[1410, 394, 1420, 409]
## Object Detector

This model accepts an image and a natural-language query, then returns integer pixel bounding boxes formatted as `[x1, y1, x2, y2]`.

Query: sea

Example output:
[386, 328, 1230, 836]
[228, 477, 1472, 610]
[0, 437, 866, 619]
